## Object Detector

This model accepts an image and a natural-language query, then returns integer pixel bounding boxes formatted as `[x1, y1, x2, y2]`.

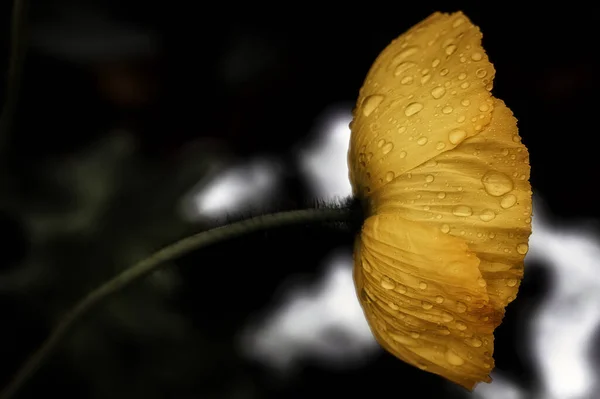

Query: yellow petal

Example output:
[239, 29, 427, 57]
[355, 213, 499, 389]
[370, 100, 532, 312]
[348, 11, 496, 197]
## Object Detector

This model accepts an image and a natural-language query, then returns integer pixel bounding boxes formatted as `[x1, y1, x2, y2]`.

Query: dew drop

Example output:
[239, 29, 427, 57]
[506, 278, 518, 287]
[452, 205, 472, 217]
[432, 58, 441, 68]
[448, 129, 467, 144]
[516, 243, 529, 255]
[398, 126, 407, 134]
[471, 52, 483, 61]
[405, 102, 424, 116]
[362, 95, 384, 116]
[399, 151, 407, 158]
[436, 141, 447, 150]
[422, 301, 433, 310]
[456, 321, 467, 331]
[453, 17, 465, 28]
[431, 86, 447, 99]
[461, 99, 471, 106]
[437, 192, 446, 199]
[385, 171, 395, 182]
[388, 302, 400, 310]
[390, 333, 419, 346]
[435, 295, 445, 304]
[419, 282, 428, 290]
[382, 142, 394, 155]
[458, 72, 467, 80]
[467, 337, 483, 348]
[479, 209, 496, 222]
[479, 104, 490, 112]
[401, 76, 414, 85]
[442, 311, 454, 322]
[417, 137, 428, 146]
[482, 171, 514, 197]
[396, 284, 407, 294]
[381, 276, 396, 290]
[392, 47, 420, 65]
[500, 194, 517, 209]
[442, 106, 453, 114]
[445, 44, 457, 55]
[425, 175, 434, 183]
[362, 260, 372, 273]
[420, 74, 431, 84]
[441, 224, 450, 233]
[394, 61, 417, 76]
[440, 68, 449, 76]
[446, 349, 465, 366]
[456, 302, 467, 313]
[377, 139, 385, 148]
[476, 68, 487, 78]
[460, 82, 470, 89]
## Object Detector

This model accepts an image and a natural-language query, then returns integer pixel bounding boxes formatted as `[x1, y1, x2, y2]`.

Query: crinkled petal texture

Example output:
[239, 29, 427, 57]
[349, 11, 532, 390]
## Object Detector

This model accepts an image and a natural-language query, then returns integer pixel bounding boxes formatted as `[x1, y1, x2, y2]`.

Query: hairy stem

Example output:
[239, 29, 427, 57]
[0, 207, 354, 399]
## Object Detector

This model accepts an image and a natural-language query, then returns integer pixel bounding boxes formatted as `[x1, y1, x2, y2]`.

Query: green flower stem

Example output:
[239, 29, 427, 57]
[0, 207, 353, 399]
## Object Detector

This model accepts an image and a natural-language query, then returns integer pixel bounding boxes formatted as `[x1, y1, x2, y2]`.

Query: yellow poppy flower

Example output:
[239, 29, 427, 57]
[348, 11, 532, 390]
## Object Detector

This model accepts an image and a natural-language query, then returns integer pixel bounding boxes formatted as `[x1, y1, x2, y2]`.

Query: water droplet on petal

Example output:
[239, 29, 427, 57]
[517, 243, 529, 255]
[431, 86, 446, 99]
[437, 192, 446, 199]
[506, 278, 518, 287]
[456, 321, 467, 331]
[476, 68, 487, 78]
[448, 129, 467, 144]
[382, 142, 394, 154]
[362, 95, 384, 116]
[471, 52, 483, 61]
[436, 295, 445, 303]
[467, 337, 483, 347]
[453, 17, 465, 28]
[381, 276, 396, 290]
[419, 282, 428, 290]
[385, 171, 395, 182]
[445, 44, 457, 55]
[442, 106, 453, 114]
[500, 194, 517, 209]
[456, 302, 467, 313]
[401, 76, 414, 85]
[405, 102, 424, 116]
[422, 301, 433, 310]
[394, 61, 417, 76]
[436, 141, 447, 150]
[441, 224, 450, 233]
[479, 209, 496, 222]
[482, 171, 514, 197]
[446, 349, 465, 366]
[362, 260, 372, 273]
[417, 137, 428, 146]
[452, 205, 472, 217]
[458, 72, 467, 80]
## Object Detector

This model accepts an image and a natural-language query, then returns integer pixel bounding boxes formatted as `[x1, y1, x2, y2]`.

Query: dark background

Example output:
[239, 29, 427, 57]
[0, 1, 598, 398]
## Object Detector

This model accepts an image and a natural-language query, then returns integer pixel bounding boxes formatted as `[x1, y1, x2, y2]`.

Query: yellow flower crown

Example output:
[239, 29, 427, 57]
[348, 11, 532, 390]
